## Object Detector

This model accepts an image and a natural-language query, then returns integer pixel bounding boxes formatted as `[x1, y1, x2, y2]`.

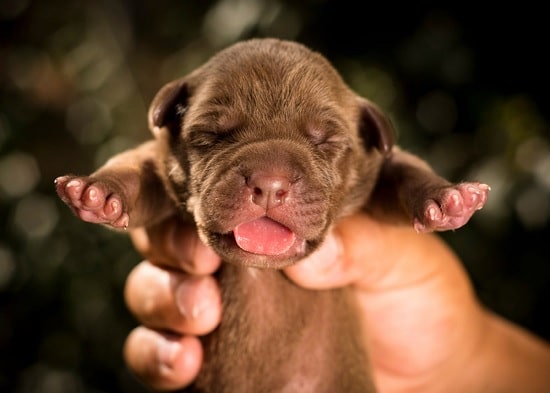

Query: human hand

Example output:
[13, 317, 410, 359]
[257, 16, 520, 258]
[123, 213, 550, 392]
[124, 216, 222, 390]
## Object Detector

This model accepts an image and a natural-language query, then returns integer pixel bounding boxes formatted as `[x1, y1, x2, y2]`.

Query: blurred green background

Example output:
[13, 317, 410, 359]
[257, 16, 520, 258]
[1, 1, 549, 392]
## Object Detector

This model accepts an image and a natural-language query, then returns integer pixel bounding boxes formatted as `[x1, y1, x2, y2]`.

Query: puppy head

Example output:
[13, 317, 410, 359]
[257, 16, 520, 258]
[148, 39, 394, 268]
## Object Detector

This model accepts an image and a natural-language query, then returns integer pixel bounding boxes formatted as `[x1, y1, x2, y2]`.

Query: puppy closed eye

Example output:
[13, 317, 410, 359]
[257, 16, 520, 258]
[307, 127, 351, 155]
[186, 128, 235, 150]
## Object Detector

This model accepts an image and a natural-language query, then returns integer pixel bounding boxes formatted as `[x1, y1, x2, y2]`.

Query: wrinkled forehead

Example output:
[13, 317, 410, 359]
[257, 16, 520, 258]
[186, 54, 356, 135]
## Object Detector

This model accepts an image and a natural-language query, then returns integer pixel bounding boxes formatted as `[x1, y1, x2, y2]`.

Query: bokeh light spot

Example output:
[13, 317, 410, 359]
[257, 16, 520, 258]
[0, 152, 40, 198]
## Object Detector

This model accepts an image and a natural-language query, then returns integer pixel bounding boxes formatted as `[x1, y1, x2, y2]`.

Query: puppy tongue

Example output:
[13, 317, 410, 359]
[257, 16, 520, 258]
[234, 217, 295, 255]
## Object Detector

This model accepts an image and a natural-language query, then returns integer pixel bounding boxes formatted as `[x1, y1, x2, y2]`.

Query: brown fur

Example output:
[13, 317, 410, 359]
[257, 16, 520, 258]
[56, 39, 489, 392]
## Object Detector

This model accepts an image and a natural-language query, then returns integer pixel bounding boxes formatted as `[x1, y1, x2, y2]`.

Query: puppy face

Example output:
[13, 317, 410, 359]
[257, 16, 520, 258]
[149, 39, 393, 268]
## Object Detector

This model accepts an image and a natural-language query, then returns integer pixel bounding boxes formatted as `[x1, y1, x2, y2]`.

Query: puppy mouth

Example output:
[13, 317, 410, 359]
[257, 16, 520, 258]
[212, 216, 310, 268]
[233, 217, 297, 256]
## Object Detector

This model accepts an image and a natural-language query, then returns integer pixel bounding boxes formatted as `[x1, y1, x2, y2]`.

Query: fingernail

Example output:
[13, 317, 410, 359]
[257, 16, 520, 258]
[157, 339, 181, 369]
[175, 278, 213, 320]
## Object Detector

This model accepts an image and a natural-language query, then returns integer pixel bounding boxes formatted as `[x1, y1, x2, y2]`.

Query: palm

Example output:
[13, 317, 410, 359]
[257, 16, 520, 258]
[337, 216, 483, 392]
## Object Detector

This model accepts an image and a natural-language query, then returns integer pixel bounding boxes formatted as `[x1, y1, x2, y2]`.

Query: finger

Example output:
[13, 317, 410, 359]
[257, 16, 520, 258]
[284, 229, 351, 289]
[130, 215, 221, 274]
[285, 213, 432, 290]
[125, 261, 222, 335]
[124, 326, 202, 391]
[284, 214, 384, 289]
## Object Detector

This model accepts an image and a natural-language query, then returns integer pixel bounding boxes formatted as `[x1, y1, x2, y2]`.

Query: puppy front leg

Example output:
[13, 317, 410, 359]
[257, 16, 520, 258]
[371, 147, 490, 232]
[55, 140, 175, 229]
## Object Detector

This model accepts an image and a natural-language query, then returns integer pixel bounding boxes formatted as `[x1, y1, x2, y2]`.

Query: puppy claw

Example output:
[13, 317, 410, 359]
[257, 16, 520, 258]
[112, 212, 130, 230]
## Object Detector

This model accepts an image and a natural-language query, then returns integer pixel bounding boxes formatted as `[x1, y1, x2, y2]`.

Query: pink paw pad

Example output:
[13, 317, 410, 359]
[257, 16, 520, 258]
[413, 182, 490, 233]
[55, 176, 129, 229]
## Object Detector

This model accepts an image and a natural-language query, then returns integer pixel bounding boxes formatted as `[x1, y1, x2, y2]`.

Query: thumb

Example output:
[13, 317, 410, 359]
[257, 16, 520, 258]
[284, 220, 360, 289]
[283, 214, 405, 290]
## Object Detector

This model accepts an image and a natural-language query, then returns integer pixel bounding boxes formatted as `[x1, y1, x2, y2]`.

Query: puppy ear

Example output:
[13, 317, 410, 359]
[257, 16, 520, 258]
[358, 98, 395, 155]
[148, 78, 189, 138]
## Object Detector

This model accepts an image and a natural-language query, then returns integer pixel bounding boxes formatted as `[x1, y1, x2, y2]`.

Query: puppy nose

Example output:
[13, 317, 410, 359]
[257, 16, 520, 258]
[247, 174, 290, 209]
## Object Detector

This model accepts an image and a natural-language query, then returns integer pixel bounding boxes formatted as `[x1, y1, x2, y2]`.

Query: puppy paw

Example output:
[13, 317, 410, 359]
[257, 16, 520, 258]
[55, 175, 129, 229]
[413, 182, 490, 233]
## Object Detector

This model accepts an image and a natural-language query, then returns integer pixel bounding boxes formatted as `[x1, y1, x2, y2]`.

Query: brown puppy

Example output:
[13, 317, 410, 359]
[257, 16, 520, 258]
[56, 39, 489, 392]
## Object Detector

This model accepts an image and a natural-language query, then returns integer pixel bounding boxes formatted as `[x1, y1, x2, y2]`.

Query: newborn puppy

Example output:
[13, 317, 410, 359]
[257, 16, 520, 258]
[56, 38, 489, 392]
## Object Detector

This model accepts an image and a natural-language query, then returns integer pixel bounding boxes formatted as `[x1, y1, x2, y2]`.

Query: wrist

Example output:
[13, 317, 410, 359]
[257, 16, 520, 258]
[466, 311, 550, 393]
